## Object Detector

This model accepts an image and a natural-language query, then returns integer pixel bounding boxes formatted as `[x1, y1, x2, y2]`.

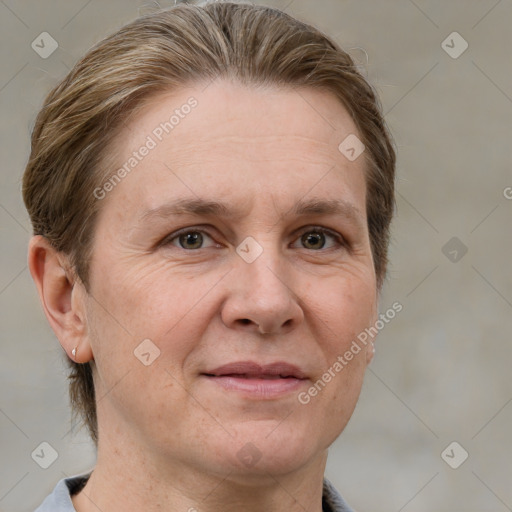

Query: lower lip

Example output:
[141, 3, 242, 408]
[204, 376, 306, 398]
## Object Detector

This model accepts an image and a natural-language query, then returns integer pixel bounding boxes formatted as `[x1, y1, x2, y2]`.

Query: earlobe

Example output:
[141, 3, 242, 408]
[365, 304, 378, 365]
[28, 235, 94, 363]
[366, 340, 375, 365]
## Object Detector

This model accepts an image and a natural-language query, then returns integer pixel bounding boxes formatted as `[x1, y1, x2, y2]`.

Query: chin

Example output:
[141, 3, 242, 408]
[213, 420, 328, 480]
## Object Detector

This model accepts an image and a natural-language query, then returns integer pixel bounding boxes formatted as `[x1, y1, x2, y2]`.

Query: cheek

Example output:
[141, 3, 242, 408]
[306, 270, 376, 405]
[88, 260, 214, 373]
[313, 269, 377, 344]
[85, 270, 197, 425]
[91, 256, 184, 331]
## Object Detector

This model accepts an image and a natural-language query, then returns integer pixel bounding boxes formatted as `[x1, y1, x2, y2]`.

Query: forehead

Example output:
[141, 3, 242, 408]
[101, 79, 367, 219]
[112, 78, 361, 160]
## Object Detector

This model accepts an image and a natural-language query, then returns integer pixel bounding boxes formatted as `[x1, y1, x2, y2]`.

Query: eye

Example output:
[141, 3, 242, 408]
[291, 226, 345, 251]
[160, 226, 346, 252]
[163, 228, 217, 250]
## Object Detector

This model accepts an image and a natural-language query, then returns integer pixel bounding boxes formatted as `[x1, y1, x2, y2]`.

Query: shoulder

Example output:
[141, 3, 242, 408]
[34, 472, 91, 512]
[322, 478, 356, 512]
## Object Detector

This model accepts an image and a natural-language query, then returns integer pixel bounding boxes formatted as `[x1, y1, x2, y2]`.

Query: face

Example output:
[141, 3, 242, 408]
[84, 79, 378, 481]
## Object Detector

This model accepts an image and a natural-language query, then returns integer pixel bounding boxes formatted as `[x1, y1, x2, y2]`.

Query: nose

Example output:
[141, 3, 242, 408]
[220, 246, 304, 336]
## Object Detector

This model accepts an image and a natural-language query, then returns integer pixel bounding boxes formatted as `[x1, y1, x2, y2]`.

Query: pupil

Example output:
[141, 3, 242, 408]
[304, 232, 324, 249]
[181, 232, 202, 249]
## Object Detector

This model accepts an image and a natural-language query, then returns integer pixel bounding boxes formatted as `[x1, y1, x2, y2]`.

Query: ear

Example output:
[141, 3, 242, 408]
[28, 235, 94, 364]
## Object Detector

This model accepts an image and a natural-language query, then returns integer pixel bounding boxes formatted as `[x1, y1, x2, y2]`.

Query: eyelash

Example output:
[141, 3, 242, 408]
[161, 225, 346, 252]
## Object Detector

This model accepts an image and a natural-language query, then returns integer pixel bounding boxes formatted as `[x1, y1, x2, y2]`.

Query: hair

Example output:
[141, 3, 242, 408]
[22, 1, 396, 445]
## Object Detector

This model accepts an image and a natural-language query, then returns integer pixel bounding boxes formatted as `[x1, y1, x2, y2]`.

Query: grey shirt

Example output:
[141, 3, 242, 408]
[34, 473, 354, 511]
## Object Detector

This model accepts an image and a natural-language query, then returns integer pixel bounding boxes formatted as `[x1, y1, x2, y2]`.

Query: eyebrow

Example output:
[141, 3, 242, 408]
[139, 196, 365, 228]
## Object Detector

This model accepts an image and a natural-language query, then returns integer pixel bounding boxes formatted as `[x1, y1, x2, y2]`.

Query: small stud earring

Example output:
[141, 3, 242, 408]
[71, 347, 77, 360]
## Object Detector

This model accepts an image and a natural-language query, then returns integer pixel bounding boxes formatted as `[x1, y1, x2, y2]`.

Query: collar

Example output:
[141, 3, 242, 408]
[35, 472, 354, 512]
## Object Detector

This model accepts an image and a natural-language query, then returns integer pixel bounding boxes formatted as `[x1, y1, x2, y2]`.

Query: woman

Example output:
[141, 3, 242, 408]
[23, 2, 396, 511]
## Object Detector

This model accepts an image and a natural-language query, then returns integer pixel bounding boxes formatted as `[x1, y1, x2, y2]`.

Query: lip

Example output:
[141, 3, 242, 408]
[202, 361, 309, 399]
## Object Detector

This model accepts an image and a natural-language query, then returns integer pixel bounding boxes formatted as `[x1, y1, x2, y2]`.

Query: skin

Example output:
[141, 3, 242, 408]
[29, 78, 379, 512]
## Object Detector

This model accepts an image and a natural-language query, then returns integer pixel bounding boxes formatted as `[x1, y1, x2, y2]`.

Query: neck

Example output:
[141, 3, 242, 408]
[72, 426, 328, 512]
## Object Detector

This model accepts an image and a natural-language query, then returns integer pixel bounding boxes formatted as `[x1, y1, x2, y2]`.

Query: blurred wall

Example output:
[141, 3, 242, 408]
[1, 1, 511, 510]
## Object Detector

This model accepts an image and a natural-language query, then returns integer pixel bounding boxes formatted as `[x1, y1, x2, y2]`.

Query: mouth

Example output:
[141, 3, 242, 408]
[201, 361, 308, 398]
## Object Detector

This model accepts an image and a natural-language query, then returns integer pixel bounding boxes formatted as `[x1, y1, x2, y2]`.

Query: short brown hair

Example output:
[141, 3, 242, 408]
[23, 1, 396, 445]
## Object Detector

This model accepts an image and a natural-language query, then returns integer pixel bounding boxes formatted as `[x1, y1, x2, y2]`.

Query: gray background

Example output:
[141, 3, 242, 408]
[1, 0, 511, 510]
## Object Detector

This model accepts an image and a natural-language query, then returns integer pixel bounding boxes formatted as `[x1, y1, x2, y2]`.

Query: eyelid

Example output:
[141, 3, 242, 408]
[159, 224, 347, 251]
